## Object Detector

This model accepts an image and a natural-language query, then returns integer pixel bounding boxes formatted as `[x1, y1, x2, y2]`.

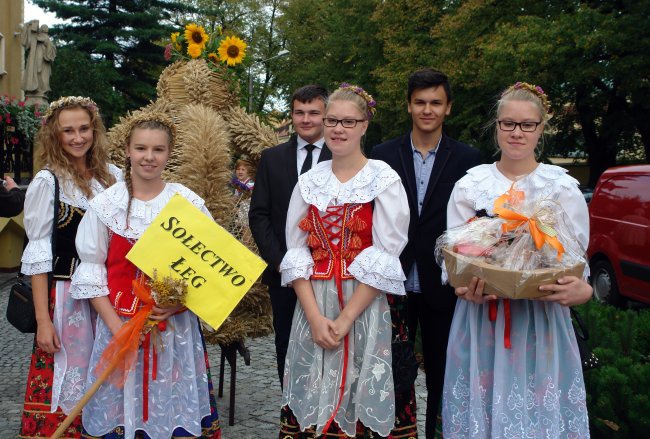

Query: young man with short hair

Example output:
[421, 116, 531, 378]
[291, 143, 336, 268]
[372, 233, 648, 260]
[372, 69, 482, 437]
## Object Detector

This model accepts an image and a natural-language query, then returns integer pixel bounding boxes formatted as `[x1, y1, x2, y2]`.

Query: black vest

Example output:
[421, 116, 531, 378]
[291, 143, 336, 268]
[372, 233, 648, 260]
[52, 200, 86, 280]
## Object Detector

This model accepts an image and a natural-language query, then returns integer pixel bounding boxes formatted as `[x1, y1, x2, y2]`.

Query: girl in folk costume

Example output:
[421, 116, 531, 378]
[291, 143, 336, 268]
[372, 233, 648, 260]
[441, 83, 593, 438]
[70, 113, 221, 439]
[279, 84, 412, 438]
[19, 96, 121, 438]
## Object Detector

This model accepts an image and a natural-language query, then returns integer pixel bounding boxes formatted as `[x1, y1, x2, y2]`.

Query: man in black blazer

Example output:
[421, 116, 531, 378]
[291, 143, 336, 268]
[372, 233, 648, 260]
[371, 69, 481, 437]
[249, 85, 331, 387]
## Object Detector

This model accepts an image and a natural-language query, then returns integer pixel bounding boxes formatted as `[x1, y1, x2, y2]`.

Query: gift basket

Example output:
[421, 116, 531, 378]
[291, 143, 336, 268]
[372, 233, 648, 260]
[436, 183, 586, 299]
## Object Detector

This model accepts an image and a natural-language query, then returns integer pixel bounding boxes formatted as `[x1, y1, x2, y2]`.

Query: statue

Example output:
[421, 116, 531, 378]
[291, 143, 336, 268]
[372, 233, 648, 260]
[21, 20, 56, 103]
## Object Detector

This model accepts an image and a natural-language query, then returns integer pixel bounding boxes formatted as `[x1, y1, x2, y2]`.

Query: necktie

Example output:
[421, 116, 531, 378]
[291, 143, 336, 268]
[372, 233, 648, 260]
[300, 144, 316, 175]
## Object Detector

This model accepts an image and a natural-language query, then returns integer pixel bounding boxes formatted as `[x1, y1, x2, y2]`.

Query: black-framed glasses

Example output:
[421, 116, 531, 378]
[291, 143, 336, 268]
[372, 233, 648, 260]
[323, 117, 366, 128]
[497, 120, 542, 132]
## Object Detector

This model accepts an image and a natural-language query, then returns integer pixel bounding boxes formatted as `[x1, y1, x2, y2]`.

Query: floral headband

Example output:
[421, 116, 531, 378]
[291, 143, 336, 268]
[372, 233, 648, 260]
[339, 83, 377, 119]
[44, 96, 98, 121]
[506, 82, 551, 114]
[125, 111, 177, 148]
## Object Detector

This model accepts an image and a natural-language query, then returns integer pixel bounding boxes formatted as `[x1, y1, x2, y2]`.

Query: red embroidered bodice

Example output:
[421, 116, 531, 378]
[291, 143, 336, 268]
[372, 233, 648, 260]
[107, 233, 142, 316]
[299, 203, 373, 280]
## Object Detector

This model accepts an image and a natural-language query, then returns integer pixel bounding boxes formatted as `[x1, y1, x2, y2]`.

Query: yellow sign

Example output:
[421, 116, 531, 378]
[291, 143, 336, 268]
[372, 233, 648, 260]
[126, 193, 267, 330]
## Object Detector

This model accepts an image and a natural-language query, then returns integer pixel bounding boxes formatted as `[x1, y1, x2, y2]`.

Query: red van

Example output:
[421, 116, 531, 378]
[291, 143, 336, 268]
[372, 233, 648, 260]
[588, 165, 650, 305]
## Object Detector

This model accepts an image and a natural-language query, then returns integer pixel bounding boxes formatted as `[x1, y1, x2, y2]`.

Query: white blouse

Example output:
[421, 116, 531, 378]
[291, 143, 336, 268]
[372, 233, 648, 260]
[279, 159, 410, 295]
[70, 182, 212, 299]
[21, 164, 122, 275]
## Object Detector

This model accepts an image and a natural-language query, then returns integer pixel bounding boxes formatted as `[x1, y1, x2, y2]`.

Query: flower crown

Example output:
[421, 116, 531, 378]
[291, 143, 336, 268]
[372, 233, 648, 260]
[124, 111, 177, 148]
[339, 83, 377, 119]
[507, 82, 551, 114]
[44, 96, 98, 121]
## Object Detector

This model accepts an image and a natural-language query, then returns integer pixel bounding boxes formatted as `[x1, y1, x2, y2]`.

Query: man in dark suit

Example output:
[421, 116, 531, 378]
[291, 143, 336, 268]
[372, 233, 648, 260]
[371, 69, 482, 437]
[249, 85, 331, 387]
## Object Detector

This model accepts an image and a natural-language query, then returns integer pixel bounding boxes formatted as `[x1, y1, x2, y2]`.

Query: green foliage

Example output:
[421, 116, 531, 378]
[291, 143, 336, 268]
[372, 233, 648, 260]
[49, 47, 125, 127]
[576, 300, 650, 437]
[371, 0, 444, 139]
[276, 0, 384, 144]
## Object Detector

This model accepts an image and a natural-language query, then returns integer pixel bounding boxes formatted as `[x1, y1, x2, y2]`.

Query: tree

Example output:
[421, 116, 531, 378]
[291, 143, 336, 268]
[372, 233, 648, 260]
[371, 0, 446, 140]
[275, 0, 384, 144]
[372, 0, 649, 185]
[36, 0, 194, 125]
[49, 47, 125, 126]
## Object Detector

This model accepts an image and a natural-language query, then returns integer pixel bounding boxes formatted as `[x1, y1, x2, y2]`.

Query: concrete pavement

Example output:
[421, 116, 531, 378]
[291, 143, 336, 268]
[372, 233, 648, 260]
[0, 271, 427, 437]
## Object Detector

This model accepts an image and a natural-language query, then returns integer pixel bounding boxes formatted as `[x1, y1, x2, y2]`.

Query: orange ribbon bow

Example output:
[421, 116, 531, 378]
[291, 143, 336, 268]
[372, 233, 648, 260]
[94, 278, 166, 422]
[493, 185, 565, 261]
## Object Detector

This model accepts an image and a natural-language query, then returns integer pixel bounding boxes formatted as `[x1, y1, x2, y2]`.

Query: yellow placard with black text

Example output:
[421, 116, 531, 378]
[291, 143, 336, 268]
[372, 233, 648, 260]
[126, 193, 267, 330]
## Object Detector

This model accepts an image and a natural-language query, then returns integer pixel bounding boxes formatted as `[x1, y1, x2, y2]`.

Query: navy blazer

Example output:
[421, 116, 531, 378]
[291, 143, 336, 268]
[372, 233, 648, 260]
[371, 132, 482, 306]
[249, 135, 332, 286]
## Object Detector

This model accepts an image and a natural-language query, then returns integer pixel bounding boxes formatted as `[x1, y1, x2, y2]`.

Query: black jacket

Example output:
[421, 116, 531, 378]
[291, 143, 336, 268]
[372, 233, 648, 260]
[0, 187, 25, 218]
[249, 135, 332, 286]
[371, 132, 482, 306]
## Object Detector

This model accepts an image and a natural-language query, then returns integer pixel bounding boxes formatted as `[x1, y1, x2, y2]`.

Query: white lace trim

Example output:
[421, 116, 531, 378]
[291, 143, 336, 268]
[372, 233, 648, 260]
[90, 182, 205, 239]
[70, 262, 109, 299]
[299, 159, 401, 211]
[280, 247, 314, 286]
[34, 164, 122, 209]
[458, 163, 579, 214]
[21, 237, 51, 264]
[71, 284, 109, 299]
[348, 246, 406, 295]
[21, 260, 53, 275]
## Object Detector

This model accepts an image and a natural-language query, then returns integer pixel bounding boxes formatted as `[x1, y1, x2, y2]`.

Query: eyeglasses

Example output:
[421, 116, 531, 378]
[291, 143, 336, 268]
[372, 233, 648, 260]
[497, 120, 542, 132]
[323, 117, 366, 128]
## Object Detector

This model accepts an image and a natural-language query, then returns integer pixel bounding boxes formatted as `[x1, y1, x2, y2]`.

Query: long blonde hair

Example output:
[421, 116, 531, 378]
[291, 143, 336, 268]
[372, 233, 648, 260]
[36, 100, 115, 196]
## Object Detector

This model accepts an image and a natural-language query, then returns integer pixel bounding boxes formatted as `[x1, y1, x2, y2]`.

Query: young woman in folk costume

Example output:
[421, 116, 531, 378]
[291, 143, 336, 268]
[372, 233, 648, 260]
[70, 113, 221, 439]
[441, 83, 593, 438]
[278, 84, 414, 438]
[19, 96, 121, 438]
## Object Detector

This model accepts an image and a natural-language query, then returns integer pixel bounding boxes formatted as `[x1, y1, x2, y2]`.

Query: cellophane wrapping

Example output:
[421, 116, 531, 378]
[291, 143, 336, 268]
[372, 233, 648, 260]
[435, 183, 587, 298]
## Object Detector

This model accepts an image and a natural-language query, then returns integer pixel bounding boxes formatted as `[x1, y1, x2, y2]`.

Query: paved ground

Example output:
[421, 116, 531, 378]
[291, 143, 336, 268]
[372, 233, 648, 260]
[0, 271, 427, 438]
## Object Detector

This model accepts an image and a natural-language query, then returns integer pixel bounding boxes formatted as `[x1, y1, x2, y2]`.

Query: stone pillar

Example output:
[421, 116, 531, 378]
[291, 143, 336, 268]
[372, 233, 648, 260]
[0, 0, 24, 99]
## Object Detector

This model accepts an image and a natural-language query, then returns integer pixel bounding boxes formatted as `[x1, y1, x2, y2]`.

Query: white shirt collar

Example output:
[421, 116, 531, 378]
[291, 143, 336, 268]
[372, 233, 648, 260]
[297, 135, 325, 150]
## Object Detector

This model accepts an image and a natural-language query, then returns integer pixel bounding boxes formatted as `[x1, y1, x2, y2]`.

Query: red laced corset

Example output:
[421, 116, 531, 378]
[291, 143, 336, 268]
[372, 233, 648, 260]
[298, 203, 373, 280]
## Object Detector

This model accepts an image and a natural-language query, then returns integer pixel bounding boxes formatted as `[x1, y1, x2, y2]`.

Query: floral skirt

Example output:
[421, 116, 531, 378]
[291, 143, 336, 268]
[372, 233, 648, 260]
[81, 313, 220, 439]
[442, 299, 589, 438]
[280, 280, 417, 438]
[19, 282, 84, 438]
[80, 353, 221, 439]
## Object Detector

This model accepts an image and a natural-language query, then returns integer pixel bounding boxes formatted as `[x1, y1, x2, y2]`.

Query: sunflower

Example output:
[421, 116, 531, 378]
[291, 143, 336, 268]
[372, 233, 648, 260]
[217, 36, 247, 66]
[187, 43, 203, 59]
[184, 23, 209, 49]
[207, 52, 219, 64]
[170, 32, 181, 50]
